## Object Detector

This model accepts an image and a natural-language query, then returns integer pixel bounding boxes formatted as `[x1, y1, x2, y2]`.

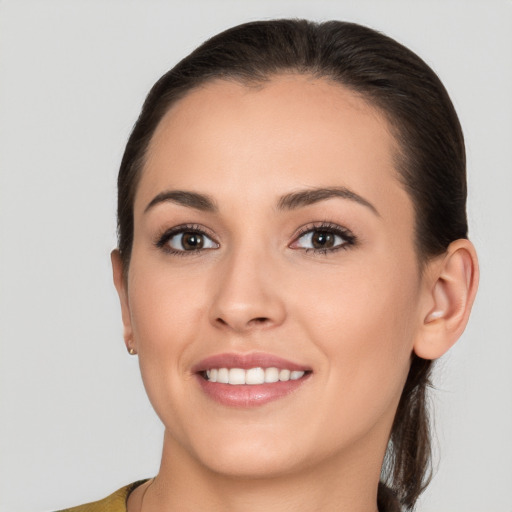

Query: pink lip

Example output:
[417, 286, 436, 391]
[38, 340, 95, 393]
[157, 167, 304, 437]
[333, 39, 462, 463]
[192, 352, 311, 373]
[192, 352, 312, 408]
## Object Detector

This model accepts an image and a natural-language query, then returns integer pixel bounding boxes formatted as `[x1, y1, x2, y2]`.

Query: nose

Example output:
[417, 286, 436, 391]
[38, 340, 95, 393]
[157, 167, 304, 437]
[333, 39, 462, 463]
[209, 245, 287, 334]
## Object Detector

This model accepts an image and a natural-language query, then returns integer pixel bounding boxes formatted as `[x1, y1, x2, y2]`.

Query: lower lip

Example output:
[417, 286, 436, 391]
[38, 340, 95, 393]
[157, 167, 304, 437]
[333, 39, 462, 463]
[196, 374, 311, 407]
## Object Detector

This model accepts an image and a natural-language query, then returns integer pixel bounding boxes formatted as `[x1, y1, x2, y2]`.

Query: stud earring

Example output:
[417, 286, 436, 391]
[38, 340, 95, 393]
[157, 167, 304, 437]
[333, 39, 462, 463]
[128, 347, 136, 355]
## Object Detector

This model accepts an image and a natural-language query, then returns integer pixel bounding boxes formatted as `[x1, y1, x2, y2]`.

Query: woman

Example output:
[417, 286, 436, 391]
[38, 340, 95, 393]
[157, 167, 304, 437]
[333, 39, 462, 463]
[60, 19, 478, 512]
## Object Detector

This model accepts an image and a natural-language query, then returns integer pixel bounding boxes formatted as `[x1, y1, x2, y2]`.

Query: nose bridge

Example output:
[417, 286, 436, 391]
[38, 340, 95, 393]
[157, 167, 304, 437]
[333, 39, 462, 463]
[209, 236, 286, 332]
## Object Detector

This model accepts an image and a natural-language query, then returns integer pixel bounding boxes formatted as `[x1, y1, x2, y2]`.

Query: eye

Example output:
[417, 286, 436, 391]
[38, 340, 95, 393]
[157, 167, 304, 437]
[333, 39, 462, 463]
[168, 231, 217, 251]
[291, 223, 356, 254]
[155, 225, 219, 255]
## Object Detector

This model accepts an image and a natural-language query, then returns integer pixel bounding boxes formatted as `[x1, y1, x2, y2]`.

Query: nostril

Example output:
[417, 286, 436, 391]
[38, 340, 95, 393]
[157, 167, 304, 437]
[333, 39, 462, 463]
[214, 316, 271, 329]
[247, 317, 271, 327]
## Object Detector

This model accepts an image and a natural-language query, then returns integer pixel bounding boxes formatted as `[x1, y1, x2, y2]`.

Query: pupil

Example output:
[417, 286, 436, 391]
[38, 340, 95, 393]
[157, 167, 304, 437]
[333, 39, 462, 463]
[312, 231, 334, 248]
[182, 232, 203, 250]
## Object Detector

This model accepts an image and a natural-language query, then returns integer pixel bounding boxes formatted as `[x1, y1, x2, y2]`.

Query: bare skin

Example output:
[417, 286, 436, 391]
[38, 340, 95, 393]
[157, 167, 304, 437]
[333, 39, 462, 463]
[114, 75, 478, 512]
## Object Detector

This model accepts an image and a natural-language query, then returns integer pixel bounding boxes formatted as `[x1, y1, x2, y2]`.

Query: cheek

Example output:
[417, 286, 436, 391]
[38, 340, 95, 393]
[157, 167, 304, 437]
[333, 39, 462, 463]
[125, 258, 215, 440]
[295, 253, 419, 346]
[291, 256, 420, 432]
[128, 258, 207, 348]
[127, 257, 210, 387]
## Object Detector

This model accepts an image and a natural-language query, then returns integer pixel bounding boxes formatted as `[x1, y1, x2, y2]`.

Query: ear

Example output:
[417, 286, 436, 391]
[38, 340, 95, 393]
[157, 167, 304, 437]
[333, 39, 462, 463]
[414, 239, 479, 360]
[111, 249, 135, 354]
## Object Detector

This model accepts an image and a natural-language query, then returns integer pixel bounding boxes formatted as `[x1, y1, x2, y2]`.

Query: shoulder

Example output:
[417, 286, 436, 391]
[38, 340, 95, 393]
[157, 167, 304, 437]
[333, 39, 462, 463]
[53, 480, 149, 512]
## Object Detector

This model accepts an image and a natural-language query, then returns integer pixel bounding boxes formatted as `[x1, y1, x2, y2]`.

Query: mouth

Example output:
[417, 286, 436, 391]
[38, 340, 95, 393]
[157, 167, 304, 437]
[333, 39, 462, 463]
[193, 353, 312, 407]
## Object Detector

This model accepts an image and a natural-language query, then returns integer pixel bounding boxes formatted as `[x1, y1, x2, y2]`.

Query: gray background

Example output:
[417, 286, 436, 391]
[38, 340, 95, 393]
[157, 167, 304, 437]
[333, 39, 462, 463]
[1, 1, 511, 511]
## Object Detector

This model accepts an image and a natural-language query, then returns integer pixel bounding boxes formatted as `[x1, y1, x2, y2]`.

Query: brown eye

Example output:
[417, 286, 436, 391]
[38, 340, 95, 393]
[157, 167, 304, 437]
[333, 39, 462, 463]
[181, 232, 204, 250]
[292, 226, 353, 253]
[311, 231, 335, 248]
[165, 230, 218, 252]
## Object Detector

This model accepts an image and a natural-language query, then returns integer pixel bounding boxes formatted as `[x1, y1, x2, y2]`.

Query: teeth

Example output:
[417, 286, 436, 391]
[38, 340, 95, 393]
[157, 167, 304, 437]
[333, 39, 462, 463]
[204, 367, 306, 385]
[246, 367, 265, 384]
[229, 368, 246, 385]
[279, 369, 290, 381]
[265, 367, 279, 383]
[217, 368, 229, 384]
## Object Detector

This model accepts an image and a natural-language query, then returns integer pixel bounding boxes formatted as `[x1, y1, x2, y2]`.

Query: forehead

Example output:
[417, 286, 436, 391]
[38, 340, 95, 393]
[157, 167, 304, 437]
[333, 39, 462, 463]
[137, 75, 411, 223]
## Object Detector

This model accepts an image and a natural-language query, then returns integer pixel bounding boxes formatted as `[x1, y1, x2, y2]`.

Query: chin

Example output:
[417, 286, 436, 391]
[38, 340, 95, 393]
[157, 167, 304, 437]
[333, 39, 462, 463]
[199, 446, 302, 480]
[184, 426, 311, 479]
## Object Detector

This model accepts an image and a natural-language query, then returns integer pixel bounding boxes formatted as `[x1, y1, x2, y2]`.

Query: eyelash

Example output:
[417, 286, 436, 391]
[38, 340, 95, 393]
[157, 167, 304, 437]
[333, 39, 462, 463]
[155, 224, 218, 257]
[293, 222, 357, 255]
[154, 222, 357, 257]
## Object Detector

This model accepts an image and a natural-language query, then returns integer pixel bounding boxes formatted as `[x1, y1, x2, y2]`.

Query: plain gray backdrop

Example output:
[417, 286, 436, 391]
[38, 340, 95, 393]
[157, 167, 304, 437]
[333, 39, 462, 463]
[1, 1, 511, 511]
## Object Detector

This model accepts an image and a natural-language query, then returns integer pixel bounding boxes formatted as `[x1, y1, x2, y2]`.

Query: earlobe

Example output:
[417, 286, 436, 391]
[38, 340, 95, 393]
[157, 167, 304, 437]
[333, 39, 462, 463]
[414, 239, 479, 360]
[111, 249, 134, 352]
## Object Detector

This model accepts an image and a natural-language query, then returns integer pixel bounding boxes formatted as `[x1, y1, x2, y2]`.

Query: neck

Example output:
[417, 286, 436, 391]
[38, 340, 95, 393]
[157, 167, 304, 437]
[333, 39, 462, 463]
[141, 429, 384, 512]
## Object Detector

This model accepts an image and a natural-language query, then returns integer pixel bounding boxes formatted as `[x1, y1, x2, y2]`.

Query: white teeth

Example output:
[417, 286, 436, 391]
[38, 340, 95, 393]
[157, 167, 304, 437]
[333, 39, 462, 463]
[245, 367, 265, 385]
[265, 367, 280, 383]
[204, 367, 306, 385]
[217, 368, 229, 384]
[228, 368, 246, 385]
[279, 369, 290, 381]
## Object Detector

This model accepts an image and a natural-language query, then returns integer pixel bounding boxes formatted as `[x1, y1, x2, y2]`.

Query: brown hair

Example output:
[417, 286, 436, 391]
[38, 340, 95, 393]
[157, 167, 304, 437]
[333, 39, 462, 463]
[117, 19, 467, 511]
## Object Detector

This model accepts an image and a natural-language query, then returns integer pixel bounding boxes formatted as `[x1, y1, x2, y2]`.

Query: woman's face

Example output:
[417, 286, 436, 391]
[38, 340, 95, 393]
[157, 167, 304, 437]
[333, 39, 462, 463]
[115, 75, 431, 478]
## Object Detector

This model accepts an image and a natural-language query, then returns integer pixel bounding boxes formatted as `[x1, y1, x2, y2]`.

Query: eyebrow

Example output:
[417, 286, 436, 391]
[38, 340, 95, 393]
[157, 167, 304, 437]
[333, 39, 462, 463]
[277, 187, 380, 216]
[144, 186, 379, 216]
[144, 190, 218, 213]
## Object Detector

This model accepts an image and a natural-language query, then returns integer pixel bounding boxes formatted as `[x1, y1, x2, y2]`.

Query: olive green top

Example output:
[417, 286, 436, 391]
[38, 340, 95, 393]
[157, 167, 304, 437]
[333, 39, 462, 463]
[53, 478, 398, 511]
[54, 480, 149, 512]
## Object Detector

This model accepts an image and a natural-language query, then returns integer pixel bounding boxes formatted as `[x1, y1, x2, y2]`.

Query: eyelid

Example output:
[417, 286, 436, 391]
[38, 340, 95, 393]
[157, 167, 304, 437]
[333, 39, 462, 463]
[289, 221, 357, 252]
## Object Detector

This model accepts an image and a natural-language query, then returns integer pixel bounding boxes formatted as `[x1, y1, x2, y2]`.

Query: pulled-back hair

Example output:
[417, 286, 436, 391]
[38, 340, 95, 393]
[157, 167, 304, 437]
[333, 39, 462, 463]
[117, 19, 467, 511]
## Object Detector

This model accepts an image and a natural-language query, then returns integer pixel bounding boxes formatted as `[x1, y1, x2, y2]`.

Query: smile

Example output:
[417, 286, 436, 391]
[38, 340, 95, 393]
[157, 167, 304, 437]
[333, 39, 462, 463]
[204, 367, 306, 385]
[193, 353, 312, 407]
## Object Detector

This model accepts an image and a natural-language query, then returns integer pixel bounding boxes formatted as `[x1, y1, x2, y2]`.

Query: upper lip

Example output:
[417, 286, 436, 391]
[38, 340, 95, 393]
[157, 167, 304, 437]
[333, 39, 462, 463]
[191, 352, 311, 373]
